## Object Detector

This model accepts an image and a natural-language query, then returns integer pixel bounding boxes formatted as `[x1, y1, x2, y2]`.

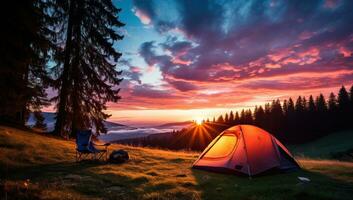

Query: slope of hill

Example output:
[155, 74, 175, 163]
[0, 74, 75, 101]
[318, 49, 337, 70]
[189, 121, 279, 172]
[290, 129, 353, 160]
[1, 126, 353, 200]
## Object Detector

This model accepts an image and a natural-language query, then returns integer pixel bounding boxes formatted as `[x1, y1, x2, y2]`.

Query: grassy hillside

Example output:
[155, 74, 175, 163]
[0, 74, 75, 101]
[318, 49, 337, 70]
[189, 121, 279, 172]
[1, 126, 353, 200]
[290, 130, 353, 159]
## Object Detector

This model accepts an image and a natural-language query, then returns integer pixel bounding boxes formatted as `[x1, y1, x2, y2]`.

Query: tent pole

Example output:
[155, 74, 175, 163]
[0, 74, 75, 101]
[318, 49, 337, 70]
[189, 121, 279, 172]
[271, 136, 282, 162]
[240, 126, 252, 179]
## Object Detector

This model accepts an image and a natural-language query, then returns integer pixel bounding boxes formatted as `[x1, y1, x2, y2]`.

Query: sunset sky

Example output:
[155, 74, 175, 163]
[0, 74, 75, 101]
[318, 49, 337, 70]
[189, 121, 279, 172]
[92, 0, 353, 126]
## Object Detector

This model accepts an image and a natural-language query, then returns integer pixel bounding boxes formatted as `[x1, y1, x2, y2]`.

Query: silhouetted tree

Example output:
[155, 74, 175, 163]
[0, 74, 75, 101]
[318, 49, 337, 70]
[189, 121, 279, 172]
[33, 111, 47, 130]
[217, 115, 224, 123]
[287, 98, 295, 114]
[337, 86, 350, 128]
[315, 94, 328, 135]
[308, 95, 316, 113]
[254, 106, 265, 128]
[0, 0, 51, 125]
[328, 93, 338, 111]
[53, 0, 124, 136]
[283, 100, 288, 116]
[244, 109, 253, 124]
[234, 111, 240, 124]
[240, 109, 246, 124]
[350, 85, 353, 127]
[338, 86, 350, 109]
[350, 85, 353, 105]
[224, 113, 229, 123]
[295, 96, 305, 113]
[267, 99, 283, 134]
[316, 94, 328, 113]
[328, 92, 338, 131]
[229, 111, 234, 123]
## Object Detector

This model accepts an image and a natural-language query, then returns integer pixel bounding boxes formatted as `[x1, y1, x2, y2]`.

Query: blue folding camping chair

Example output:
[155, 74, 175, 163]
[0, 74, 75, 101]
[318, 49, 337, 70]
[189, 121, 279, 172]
[75, 130, 110, 162]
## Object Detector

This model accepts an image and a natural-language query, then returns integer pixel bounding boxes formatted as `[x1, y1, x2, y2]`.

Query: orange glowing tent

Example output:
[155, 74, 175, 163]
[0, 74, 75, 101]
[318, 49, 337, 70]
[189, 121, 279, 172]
[193, 125, 299, 176]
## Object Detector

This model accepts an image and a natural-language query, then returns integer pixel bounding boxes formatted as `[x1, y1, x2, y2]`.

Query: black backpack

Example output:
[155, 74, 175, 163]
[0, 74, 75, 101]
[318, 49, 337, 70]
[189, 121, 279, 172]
[109, 149, 129, 163]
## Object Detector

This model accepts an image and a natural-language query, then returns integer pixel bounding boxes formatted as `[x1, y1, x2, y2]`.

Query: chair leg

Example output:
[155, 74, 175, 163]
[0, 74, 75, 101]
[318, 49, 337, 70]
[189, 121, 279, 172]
[106, 147, 109, 161]
[97, 152, 103, 160]
[78, 153, 82, 162]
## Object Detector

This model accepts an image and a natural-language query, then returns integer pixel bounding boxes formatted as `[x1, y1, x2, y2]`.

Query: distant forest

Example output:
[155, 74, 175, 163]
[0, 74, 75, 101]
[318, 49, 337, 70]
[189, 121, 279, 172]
[118, 85, 353, 151]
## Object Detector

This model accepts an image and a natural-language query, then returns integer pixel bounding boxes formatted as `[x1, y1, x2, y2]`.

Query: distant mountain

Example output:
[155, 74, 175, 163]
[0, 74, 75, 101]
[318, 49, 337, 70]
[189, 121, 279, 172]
[157, 121, 194, 128]
[103, 120, 128, 128]
[27, 112, 129, 131]
[27, 112, 56, 131]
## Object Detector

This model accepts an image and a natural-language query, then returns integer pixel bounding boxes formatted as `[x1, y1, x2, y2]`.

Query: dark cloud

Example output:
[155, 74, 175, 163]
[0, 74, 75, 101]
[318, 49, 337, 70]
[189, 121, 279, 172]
[118, 59, 142, 84]
[167, 80, 198, 92]
[133, 0, 353, 90]
[160, 37, 193, 56]
[241, 71, 353, 91]
[131, 84, 178, 99]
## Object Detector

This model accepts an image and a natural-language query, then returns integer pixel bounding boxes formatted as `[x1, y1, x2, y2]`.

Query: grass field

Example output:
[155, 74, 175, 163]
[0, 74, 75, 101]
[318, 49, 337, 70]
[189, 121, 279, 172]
[1, 126, 353, 200]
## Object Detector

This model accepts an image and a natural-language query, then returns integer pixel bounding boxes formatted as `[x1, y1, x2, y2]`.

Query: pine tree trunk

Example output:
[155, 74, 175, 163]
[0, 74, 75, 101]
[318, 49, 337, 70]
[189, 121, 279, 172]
[54, 0, 75, 136]
[21, 63, 30, 125]
[70, 0, 82, 136]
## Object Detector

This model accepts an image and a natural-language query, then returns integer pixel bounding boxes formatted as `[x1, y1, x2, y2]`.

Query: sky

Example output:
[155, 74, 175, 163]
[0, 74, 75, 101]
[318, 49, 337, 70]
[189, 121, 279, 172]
[101, 0, 353, 126]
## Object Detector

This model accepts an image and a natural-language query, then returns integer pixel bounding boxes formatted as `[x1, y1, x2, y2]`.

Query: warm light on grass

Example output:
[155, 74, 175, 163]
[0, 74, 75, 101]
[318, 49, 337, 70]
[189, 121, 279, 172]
[1, 126, 353, 199]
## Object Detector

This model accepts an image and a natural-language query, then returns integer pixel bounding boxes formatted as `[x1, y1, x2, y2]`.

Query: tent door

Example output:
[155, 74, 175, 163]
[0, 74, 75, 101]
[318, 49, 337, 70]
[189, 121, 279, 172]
[278, 147, 299, 170]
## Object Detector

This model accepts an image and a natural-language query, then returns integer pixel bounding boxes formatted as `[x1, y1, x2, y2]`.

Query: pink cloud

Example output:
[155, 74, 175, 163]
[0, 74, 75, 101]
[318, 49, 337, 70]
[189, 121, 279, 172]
[339, 46, 352, 57]
[299, 31, 315, 40]
[171, 57, 192, 66]
[281, 47, 320, 65]
[133, 8, 151, 25]
[213, 63, 241, 72]
[130, 66, 141, 73]
[268, 48, 293, 62]
[265, 63, 281, 69]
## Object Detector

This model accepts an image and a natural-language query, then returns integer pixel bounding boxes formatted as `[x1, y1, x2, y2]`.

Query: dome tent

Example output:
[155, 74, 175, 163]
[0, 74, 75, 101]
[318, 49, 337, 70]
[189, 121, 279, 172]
[192, 125, 299, 176]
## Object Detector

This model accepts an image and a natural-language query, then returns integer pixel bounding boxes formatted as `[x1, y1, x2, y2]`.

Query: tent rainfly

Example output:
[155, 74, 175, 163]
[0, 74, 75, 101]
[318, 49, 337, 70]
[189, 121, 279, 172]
[192, 125, 300, 176]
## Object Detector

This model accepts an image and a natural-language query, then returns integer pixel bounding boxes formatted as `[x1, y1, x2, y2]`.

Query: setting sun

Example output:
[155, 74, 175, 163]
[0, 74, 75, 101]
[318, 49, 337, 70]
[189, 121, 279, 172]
[195, 118, 203, 125]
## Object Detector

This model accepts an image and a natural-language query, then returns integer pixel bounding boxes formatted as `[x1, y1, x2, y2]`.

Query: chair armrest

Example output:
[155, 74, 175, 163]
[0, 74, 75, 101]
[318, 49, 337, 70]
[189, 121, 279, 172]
[92, 143, 111, 146]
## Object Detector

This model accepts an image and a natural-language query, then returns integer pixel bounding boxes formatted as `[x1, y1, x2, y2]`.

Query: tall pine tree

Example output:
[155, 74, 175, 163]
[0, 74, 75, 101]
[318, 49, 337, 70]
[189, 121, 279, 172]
[254, 105, 265, 128]
[229, 111, 234, 124]
[224, 113, 229, 123]
[53, 0, 124, 136]
[328, 92, 338, 131]
[217, 115, 224, 123]
[0, 0, 51, 125]
[350, 85, 353, 126]
[337, 86, 350, 128]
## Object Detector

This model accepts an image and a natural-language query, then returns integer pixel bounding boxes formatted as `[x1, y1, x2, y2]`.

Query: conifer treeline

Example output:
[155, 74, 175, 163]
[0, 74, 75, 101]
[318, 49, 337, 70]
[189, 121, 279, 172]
[210, 85, 353, 143]
[117, 85, 353, 150]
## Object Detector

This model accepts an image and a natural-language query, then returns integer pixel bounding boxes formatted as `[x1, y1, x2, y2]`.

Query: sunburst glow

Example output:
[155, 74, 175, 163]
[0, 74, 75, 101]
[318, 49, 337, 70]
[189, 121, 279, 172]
[195, 118, 203, 125]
